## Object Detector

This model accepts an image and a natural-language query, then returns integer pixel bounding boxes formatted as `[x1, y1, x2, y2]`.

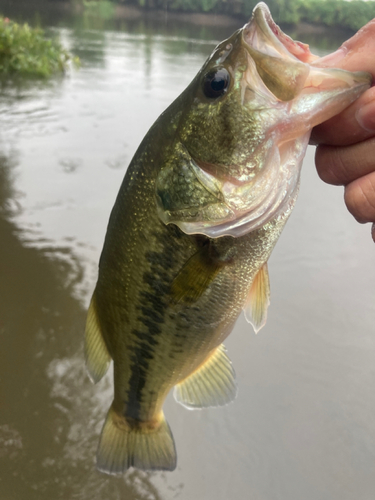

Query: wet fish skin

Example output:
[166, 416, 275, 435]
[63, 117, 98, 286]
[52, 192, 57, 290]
[85, 2, 371, 474]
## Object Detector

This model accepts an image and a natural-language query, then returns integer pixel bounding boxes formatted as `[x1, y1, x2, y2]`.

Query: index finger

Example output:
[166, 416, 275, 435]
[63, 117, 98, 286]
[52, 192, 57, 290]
[311, 86, 375, 145]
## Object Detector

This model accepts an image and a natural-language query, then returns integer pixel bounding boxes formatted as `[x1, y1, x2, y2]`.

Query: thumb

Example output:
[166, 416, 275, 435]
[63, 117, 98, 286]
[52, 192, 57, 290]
[316, 19, 375, 78]
[311, 20, 375, 146]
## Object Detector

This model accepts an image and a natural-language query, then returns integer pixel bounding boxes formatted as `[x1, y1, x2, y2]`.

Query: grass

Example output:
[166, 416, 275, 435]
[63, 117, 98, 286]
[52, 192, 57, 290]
[0, 16, 79, 78]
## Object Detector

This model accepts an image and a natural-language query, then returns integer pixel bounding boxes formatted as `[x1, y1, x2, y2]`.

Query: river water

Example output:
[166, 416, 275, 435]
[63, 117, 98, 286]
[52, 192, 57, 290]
[0, 3, 374, 500]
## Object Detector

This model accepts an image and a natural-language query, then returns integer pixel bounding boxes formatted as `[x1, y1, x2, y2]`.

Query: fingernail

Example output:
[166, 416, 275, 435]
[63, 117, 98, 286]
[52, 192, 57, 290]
[356, 100, 375, 132]
[317, 47, 347, 66]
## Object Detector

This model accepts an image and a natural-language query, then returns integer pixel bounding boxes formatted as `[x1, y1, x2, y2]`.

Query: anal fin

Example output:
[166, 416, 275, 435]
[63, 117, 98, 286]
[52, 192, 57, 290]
[174, 344, 237, 410]
[85, 296, 111, 383]
[243, 262, 270, 333]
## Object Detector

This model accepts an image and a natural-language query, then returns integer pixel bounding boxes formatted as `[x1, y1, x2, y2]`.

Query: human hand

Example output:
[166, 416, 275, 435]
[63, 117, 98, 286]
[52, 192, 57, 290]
[311, 20, 375, 242]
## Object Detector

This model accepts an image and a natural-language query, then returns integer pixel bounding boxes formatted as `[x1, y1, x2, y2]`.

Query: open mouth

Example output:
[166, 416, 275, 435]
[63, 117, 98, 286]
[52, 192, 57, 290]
[241, 2, 371, 103]
[243, 2, 318, 64]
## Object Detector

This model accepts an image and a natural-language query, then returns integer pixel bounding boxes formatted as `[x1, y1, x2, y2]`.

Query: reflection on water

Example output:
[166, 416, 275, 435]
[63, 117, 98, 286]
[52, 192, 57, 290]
[0, 152, 166, 499]
[0, 4, 374, 500]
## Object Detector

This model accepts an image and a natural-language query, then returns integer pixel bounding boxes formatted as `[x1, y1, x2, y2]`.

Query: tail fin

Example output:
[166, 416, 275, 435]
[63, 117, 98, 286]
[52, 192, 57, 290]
[96, 404, 177, 474]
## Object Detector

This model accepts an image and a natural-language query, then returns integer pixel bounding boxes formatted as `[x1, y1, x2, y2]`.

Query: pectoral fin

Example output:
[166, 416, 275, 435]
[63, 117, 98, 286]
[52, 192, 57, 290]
[174, 344, 237, 409]
[170, 246, 224, 304]
[243, 262, 270, 333]
[85, 296, 111, 383]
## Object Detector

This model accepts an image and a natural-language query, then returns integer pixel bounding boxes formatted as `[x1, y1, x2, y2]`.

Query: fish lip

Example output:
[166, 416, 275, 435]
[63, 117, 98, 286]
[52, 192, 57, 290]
[242, 2, 318, 64]
[243, 3, 371, 87]
[242, 3, 371, 99]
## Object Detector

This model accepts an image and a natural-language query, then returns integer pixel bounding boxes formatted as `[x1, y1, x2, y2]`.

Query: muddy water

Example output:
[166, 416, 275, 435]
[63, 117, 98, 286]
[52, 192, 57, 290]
[0, 6, 375, 500]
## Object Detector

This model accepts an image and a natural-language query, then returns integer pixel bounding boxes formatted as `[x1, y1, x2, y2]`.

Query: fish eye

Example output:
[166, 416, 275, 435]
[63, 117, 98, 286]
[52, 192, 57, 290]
[202, 67, 230, 99]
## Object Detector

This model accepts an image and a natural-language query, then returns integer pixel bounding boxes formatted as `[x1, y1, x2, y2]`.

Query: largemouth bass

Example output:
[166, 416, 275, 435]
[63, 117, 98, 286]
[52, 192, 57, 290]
[85, 2, 371, 474]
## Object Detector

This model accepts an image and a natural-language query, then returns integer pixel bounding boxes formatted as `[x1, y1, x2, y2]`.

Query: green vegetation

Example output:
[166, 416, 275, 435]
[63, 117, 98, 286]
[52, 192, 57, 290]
[295, 0, 375, 31]
[81, 0, 116, 20]
[0, 16, 78, 77]
[97, 0, 375, 32]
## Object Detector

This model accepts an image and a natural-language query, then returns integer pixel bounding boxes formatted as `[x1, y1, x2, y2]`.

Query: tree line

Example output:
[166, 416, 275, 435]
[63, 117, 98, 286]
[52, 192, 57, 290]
[105, 0, 375, 31]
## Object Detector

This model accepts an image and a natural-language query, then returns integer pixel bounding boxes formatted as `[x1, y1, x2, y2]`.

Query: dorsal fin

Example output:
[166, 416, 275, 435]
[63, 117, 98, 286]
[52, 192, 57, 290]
[174, 344, 237, 409]
[243, 262, 270, 333]
[85, 296, 111, 383]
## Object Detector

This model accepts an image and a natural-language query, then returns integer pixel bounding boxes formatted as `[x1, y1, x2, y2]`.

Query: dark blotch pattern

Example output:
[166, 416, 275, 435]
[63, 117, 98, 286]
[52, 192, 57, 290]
[125, 226, 185, 420]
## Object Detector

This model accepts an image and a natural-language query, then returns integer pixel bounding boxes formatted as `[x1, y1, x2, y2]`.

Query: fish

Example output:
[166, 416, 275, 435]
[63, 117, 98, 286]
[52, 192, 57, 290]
[85, 2, 371, 474]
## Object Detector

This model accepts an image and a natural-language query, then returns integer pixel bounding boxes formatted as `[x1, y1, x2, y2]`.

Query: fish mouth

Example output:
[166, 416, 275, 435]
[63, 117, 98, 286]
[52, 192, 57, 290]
[244, 2, 319, 65]
[242, 2, 371, 107]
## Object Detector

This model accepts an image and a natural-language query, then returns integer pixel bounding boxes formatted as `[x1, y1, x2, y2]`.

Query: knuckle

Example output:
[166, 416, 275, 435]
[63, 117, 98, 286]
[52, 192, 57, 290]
[315, 146, 346, 185]
[344, 176, 375, 223]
